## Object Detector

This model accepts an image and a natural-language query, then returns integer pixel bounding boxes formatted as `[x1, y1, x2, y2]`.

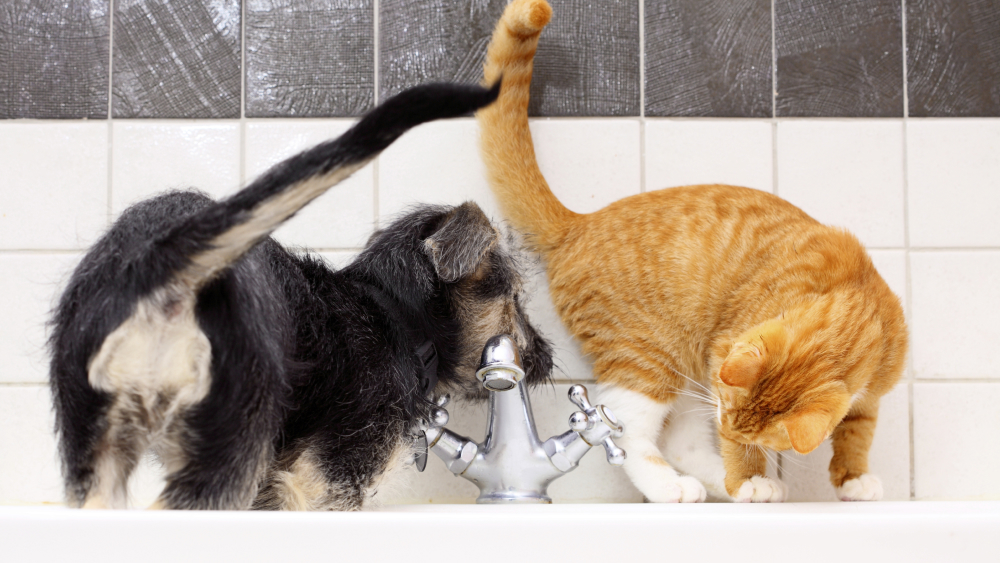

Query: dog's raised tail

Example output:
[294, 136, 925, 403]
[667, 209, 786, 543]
[478, 0, 577, 254]
[164, 81, 500, 292]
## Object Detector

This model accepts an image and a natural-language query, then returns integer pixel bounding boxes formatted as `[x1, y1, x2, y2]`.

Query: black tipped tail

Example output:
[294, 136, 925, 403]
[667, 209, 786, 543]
[159, 81, 501, 293]
[339, 80, 503, 156]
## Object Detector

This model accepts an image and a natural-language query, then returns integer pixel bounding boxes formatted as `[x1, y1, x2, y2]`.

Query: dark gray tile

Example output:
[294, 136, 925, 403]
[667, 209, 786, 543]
[112, 0, 241, 118]
[775, 0, 903, 117]
[246, 0, 373, 117]
[907, 0, 1000, 117]
[645, 0, 771, 117]
[379, 0, 639, 116]
[0, 0, 109, 119]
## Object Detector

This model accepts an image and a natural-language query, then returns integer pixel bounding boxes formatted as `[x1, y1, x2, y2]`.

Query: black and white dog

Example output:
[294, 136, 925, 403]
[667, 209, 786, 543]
[48, 82, 553, 510]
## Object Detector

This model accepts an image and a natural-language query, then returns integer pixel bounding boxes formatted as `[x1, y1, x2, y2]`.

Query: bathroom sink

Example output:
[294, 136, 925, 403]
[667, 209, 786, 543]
[1, 502, 997, 562]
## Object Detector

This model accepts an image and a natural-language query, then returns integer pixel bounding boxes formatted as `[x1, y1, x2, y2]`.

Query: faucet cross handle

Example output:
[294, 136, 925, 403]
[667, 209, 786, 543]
[566, 385, 627, 466]
[410, 394, 452, 472]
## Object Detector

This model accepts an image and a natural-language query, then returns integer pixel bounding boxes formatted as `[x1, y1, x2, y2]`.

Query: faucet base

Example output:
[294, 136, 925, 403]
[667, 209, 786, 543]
[421, 335, 626, 504]
[476, 491, 552, 504]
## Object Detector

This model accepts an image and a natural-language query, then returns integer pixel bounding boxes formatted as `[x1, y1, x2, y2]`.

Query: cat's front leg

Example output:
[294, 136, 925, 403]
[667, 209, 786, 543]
[829, 397, 883, 501]
[598, 384, 706, 503]
[720, 435, 786, 502]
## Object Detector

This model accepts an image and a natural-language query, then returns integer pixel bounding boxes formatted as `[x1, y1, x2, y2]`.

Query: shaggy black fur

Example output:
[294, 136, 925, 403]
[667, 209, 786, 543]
[48, 82, 553, 510]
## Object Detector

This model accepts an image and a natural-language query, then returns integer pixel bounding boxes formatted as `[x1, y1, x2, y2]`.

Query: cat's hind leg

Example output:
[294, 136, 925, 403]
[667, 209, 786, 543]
[597, 384, 706, 502]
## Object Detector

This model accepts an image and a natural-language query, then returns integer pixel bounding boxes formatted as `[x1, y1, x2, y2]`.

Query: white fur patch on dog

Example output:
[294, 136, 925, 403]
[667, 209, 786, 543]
[597, 384, 706, 503]
[734, 475, 787, 503]
[837, 473, 883, 501]
[84, 289, 211, 509]
[88, 291, 211, 407]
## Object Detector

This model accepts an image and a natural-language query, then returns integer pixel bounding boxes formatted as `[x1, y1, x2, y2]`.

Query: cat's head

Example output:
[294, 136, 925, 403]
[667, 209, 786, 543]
[712, 318, 855, 455]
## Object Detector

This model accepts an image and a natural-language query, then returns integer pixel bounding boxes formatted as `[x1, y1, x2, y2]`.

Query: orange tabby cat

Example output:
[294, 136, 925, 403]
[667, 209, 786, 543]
[477, 0, 908, 502]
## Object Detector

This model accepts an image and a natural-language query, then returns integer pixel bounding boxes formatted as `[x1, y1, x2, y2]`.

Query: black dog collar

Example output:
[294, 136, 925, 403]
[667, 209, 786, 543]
[412, 340, 439, 472]
[415, 340, 439, 398]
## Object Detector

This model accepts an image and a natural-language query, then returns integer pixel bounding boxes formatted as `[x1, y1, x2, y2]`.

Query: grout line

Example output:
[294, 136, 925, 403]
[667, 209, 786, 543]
[638, 0, 644, 117]
[373, 0, 380, 228]
[893, 246, 1000, 252]
[772, 121, 779, 196]
[911, 378, 1000, 384]
[373, 0, 379, 106]
[310, 247, 366, 253]
[901, 0, 909, 119]
[908, 381, 915, 499]
[0, 250, 84, 255]
[107, 0, 115, 225]
[900, 64, 914, 497]
[240, 0, 247, 188]
[900, 17, 917, 500]
[241, 0, 246, 121]
[771, 0, 778, 118]
[638, 0, 645, 194]
[771, 0, 780, 200]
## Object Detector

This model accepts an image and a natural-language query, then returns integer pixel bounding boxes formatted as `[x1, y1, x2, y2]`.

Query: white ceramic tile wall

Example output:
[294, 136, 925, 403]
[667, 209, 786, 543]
[0, 254, 81, 383]
[245, 120, 375, 249]
[907, 120, 1000, 248]
[0, 123, 108, 250]
[645, 119, 774, 193]
[777, 121, 906, 248]
[910, 251, 1000, 379]
[111, 121, 241, 214]
[0, 386, 62, 504]
[780, 384, 912, 501]
[913, 383, 1000, 500]
[2, 117, 999, 505]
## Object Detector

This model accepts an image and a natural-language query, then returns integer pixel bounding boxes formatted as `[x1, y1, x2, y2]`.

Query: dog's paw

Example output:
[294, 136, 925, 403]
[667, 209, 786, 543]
[836, 474, 883, 501]
[646, 475, 707, 503]
[733, 476, 787, 503]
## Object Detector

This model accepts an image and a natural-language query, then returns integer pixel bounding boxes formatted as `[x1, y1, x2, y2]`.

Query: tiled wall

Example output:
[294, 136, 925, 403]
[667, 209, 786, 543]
[1, 0, 998, 505]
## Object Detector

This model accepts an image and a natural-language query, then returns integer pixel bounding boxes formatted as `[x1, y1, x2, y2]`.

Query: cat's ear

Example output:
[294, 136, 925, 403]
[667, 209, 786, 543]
[424, 202, 498, 283]
[718, 343, 765, 388]
[782, 410, 830, 454]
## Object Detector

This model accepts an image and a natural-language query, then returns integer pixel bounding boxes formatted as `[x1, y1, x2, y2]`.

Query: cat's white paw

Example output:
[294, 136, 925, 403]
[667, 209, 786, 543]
[733, 476, 787, 503]
[646, 475, 707, 503]
[837, 474, 883, 501]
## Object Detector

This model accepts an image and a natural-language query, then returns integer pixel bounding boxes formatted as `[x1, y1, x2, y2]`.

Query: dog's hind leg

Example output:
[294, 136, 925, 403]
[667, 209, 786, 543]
[78, 396, 151, 509]
[148, 345, 285, 510]
[150, 402, 276, 510]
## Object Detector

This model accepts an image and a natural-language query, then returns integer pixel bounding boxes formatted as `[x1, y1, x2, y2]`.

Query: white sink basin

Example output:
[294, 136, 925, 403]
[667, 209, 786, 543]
[2, 502, 997, 562]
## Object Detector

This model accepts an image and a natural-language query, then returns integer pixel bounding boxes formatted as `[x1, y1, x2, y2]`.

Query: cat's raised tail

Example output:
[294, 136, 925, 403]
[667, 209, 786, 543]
[164, 81, 500, 293]
[478, 0, 578, 253]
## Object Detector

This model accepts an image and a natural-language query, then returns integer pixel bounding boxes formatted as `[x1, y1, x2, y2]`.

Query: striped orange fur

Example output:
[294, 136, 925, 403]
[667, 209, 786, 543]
[478, 0, 908, 501]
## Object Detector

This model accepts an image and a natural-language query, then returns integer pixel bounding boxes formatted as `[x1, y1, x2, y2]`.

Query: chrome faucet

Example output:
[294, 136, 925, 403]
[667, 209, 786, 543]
[420, 334, 626, 504]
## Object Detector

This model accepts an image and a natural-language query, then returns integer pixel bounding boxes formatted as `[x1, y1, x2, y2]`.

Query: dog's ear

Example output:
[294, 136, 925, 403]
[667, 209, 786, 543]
[423, 202, 498, 283]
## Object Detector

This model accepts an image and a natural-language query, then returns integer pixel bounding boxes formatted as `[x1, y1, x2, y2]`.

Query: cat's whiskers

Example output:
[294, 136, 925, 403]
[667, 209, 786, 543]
[668, 388, 718, 405]
[676, 407, 719, 422]
[665, 364, 714, 396]
[661, 380, 719, 407]
[755, 444, 780, 473]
